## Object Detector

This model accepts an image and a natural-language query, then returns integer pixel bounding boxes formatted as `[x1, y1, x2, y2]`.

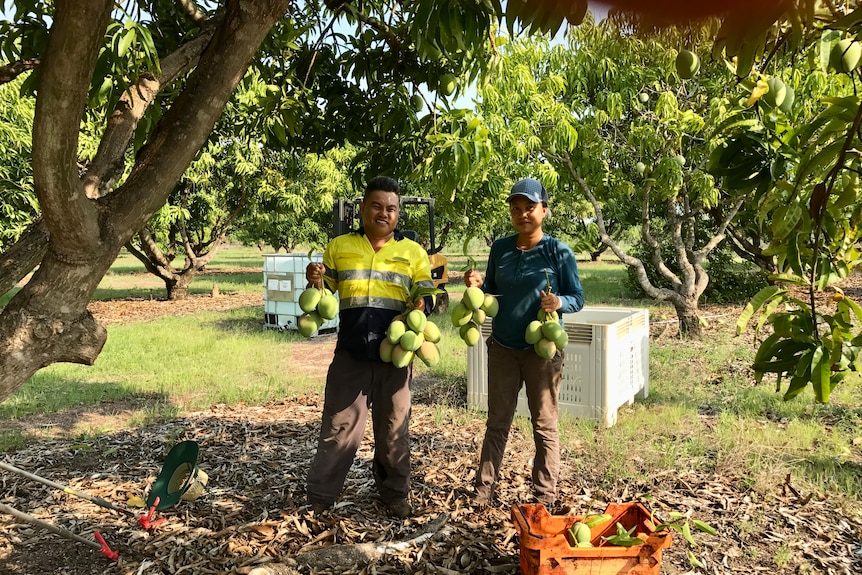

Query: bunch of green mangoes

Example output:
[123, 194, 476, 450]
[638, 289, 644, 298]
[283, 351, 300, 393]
[449, 286, 498, 346]
[379, 309, 442, 368]
[296, 285, 338, 337]
[525, 308, 568, 359]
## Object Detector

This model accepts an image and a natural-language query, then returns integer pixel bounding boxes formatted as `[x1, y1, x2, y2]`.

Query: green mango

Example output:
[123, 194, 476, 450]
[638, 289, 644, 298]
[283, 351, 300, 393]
[316, 292, 338, 320]
[463, 286, 485, 311]
[534, 338, 557, 360]
[379, 338, 395, 362]
[416, 341, 440, 367]
[423, 320, 442, 344]
[406, 309, 427, 333]
[298, 288, 322, 313]
[387, 320, 406, 345]
[481, 294, 499, 317]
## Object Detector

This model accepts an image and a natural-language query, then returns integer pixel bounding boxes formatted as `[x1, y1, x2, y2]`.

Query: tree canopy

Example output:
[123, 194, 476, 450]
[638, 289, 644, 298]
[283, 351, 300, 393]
[0, 0, 860, 403]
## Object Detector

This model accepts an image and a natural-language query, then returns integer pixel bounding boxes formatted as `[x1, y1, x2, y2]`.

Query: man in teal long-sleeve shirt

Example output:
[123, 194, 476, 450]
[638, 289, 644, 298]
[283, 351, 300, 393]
[464, 178, 584, 507]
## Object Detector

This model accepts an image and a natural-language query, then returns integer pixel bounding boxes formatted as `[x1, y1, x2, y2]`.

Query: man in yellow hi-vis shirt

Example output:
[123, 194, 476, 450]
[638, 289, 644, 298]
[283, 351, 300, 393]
[304, 176, 434, 519]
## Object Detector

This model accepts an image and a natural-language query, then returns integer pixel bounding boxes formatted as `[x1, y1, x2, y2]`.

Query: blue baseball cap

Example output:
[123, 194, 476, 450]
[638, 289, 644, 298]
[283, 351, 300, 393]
[506, 178, 549, 205]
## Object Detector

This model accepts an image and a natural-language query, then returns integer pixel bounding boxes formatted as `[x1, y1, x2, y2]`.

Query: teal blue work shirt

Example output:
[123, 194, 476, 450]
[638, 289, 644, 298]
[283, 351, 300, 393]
[482, 234, 584, 350]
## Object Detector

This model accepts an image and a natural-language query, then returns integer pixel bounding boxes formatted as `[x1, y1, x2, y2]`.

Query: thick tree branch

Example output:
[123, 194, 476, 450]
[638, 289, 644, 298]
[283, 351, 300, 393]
[666, 199, 691, 291]
[0, 221, 49, 298]
[1, 32, 217, 290]
[342, 4, 404, 53]
[726, 223, 775, 272]
[0, 59, 40, 85]
[557, 151, 677, 304]
[642, 188, 681, 289]
[176, 0, 209, 24]
[32, 0, 113, 257]
[694, 197, 744, 261]
[126, 227, 175, 282]
[106, 0, 291, 238]
[83, 32, 215, 199]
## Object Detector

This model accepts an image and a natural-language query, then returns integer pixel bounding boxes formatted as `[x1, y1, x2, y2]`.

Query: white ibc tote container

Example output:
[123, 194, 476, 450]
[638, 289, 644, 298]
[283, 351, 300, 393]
[467, 306, 649, 427]
[262, 253, 338, 334]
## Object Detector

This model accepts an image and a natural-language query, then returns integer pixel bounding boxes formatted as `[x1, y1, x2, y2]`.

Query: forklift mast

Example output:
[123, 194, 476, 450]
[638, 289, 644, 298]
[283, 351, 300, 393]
[332, 196, 439, 254]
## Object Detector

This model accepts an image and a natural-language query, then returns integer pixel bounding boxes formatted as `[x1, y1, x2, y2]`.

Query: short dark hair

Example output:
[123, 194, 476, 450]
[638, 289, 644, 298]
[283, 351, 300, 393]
[365, 175, 400, 199]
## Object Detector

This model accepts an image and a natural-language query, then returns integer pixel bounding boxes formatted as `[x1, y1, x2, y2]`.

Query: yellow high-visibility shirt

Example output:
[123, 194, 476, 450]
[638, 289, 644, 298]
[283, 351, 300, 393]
[322, 230, 434, 360]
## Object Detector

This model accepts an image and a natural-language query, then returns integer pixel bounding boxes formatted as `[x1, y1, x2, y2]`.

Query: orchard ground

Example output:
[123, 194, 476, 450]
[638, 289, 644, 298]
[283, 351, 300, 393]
[0, 262, 860, 574]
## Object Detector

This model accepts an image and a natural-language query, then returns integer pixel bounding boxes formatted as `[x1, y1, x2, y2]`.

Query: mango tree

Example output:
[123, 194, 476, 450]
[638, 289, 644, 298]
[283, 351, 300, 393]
[124, 137, 259, 301]
[0, 0, 502, 398]
[234, 147, 356, 254]
[707, 9, 862, 402]
[0, 77, 38, 254]
[431, 19, 743, 336]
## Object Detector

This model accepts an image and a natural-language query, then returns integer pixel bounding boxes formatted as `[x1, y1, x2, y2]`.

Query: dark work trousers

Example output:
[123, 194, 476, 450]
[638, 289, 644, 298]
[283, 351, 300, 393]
[475, 336, 564, 504]
[306, 349, 413, 507]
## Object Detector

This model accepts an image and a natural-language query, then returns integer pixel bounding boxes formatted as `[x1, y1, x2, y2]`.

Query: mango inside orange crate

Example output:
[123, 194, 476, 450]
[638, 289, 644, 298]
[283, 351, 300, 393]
[511, 502, 673, 575]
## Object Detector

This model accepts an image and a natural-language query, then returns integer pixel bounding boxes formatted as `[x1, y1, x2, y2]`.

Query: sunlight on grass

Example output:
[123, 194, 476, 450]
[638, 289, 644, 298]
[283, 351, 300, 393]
[0, 430, 25, 451]
[2, 307, 319, 417]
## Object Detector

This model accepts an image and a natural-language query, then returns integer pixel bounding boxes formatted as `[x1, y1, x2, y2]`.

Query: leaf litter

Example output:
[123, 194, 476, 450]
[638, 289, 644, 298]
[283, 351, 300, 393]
[2, 283, 862, 574]
[1, 393, 860, 574]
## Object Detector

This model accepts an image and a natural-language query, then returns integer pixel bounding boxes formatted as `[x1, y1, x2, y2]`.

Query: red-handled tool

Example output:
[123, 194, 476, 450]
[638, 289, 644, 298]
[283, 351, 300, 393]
[0, 460, 162, 530]
[0, 501, 119, 560]
[138, 496, 165, 530]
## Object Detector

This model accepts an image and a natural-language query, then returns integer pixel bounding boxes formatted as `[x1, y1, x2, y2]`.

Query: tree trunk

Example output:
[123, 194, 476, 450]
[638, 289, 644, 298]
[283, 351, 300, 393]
[0, 0, 292, 399]
[0, 249, 115, 398]
[165, 273, 194, 301]
[674, 300, 703, 338]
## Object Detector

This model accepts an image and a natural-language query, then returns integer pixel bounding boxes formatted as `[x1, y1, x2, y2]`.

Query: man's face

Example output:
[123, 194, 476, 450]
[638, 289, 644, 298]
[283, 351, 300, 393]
[360, 190, 400, 240]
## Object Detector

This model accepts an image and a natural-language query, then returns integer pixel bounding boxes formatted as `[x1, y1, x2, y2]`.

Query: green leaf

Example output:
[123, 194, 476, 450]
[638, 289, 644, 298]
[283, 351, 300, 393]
[771, 203, 804, 241]
[811, 345, 832, 402]
[408, 285, 444, 301]
[117, 28, 135, 58]
[691, 519, 717, 536]
[839, 297, 862, 322]
[681, 521, 696, 546]
[767, 273, 808, 285]
[604, 535, 645, 546]
[687, 550, 705, 568]
[783, 374, 810, 400]
[713, 115, 762, 136]
[737, 286, 784, 335]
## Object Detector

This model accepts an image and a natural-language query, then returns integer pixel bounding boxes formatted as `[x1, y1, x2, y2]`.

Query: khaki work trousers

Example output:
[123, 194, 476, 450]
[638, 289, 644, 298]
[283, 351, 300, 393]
[306, 350, 412, 507]
[475, 336, 564, 504]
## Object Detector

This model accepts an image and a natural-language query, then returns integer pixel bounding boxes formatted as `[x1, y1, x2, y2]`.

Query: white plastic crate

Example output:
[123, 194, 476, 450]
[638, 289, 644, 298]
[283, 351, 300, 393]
[262, 253, 338, 334]
[466, 307, 649, 427]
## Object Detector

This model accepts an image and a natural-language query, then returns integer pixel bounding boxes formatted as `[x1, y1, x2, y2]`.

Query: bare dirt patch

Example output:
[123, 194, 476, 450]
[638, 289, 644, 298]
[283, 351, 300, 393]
[88, 290, 263, 326]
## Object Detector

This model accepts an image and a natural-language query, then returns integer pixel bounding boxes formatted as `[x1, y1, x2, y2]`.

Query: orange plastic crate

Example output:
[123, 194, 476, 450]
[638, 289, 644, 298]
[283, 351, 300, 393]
[511, 502, 673, 575]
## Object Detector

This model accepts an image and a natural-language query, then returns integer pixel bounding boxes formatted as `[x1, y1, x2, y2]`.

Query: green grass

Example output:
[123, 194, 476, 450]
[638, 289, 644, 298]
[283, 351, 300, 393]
[0, 306, 323, 422]
[3, 244, 862, 504]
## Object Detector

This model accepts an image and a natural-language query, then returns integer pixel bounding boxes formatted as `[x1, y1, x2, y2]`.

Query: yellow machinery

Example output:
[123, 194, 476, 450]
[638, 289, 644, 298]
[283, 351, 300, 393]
[333, 196, 450, 313]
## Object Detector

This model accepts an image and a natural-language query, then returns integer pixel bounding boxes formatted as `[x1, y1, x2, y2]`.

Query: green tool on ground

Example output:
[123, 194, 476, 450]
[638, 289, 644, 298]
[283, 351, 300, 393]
[146, 440, 209, 511]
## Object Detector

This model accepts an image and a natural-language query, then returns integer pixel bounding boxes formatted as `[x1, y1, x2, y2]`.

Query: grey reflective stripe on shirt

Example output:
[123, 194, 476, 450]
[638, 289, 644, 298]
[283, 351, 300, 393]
[339, 296, 406, 311]
[338, 267, 413, 286]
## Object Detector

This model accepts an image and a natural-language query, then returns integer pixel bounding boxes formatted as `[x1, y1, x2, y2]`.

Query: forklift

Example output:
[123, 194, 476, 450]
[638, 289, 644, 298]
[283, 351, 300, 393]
[332, 196, 450, 313]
